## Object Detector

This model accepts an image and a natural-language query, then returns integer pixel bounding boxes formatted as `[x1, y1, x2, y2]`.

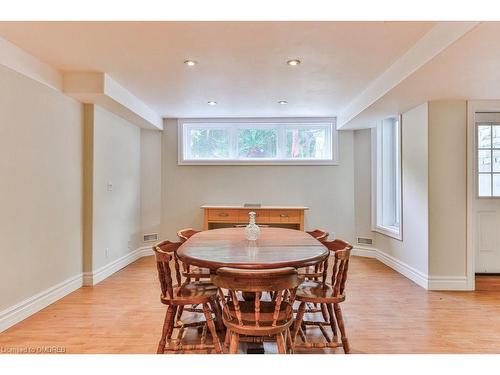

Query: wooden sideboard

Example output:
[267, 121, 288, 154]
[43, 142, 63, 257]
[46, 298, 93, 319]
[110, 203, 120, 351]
[201, 205, 308, 231]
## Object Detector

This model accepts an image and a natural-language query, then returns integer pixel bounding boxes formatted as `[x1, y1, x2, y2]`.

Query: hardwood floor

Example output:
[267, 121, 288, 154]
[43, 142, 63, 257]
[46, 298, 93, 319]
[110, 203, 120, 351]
[1, 255, 500, 354]
[476, 275, 500, 291]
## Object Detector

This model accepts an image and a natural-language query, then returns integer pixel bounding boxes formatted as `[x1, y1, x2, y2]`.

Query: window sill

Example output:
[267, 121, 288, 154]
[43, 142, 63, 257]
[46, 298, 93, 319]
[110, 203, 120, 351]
[178, 159, 339, 166]
[372, 225, 402, 241]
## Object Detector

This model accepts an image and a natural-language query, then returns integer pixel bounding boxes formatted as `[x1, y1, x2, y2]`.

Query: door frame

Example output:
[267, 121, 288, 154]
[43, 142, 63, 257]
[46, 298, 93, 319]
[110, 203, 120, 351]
[466, 100, 500, 290]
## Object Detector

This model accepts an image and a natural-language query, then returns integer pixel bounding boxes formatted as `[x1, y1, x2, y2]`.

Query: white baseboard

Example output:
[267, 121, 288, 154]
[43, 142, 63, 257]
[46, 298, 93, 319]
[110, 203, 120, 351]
[83, 246, 154, 286]
[354, 245, 428, 288]
[352, 246, 470, 291]
[428, 276, 470, 291]
[0, 273, 83, 333]
[351, 246, 378, 258]
[375, 249, 429, 289]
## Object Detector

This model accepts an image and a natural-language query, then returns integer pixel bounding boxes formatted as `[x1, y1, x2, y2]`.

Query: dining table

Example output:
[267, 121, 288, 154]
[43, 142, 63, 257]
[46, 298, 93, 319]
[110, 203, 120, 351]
[176, 227, 329, 353]
[177, 227, 329, 272]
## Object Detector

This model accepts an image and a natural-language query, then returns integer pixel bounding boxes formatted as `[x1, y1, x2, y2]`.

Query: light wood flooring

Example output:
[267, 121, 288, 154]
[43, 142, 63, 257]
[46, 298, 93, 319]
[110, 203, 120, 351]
[1, 256, 500, 354]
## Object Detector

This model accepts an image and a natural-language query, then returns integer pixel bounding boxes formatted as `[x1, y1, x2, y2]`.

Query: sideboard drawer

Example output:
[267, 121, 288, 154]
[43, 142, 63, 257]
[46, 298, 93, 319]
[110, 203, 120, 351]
[207, 209, 239, 222]
[269, 209, 301, 223]
[237, 209, 269, 223]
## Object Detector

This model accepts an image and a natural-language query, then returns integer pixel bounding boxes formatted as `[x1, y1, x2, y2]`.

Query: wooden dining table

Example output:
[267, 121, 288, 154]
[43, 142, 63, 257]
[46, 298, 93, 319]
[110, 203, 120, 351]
[177, 227, 329, 353]
[177, 227, 329, 272]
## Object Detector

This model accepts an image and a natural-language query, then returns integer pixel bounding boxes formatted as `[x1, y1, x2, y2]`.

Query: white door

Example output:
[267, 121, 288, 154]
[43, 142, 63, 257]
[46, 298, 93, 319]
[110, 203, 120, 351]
[473, 114, 500, 273]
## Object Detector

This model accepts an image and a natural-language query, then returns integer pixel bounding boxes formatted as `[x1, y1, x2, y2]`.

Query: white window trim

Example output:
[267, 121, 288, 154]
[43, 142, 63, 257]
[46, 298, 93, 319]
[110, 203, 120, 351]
[177, 117, 339, 166]
[371, 116, 403, 241]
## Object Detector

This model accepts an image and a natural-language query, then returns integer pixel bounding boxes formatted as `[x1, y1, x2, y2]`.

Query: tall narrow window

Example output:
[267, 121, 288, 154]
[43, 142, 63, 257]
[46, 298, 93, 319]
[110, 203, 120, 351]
[477, 123, 500, 197]
[372, 116, 402, 240]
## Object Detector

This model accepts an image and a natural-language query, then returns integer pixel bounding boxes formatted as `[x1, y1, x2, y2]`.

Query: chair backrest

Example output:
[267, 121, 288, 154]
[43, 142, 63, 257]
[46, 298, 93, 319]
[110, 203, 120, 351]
[177, 228, 200, 242]
[328, 247, 351, 297]
[319, 239, 352, 296]
[211, 267, 301, 327]
[306, 229, 329, 242]
[153, 240, 183, 300]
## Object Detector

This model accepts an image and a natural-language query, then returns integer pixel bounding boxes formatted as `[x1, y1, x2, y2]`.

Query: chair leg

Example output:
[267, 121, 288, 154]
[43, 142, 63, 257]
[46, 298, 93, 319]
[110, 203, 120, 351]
[285, 327, 294, 354]
[175, 305, 184, 324]
[202, 303, 222, 353]
[229, 331, 239, 354]
[224, 326, 231, 349]
[292, 302, 306, 343]
[320, 303, 329, 323]
[157, 306, 175, 354]
[167, 306, 178, 339]
[326, 303, 338, 341]
[276, 332, 286, 354]
[209, 299, 224, 331]
[333, 303, 350, 354]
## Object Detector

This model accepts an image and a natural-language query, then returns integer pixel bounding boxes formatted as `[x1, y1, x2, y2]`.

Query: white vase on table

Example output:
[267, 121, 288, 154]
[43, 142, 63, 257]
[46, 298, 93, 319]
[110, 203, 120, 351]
[244, 211, 260, 241]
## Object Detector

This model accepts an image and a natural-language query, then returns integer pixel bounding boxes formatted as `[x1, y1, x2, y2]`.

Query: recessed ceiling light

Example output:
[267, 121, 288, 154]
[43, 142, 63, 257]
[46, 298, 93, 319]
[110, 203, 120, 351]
[207, 101, 217, 106]
[278, 100, 288, 105]
[184, 59, 197, 66]
[287, 59, 301, 66]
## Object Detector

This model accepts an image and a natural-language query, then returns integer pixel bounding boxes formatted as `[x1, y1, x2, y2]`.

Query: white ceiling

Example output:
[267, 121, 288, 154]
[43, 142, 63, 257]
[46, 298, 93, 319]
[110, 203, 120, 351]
[342, 22, 500, 128]
[0, 21, 435, 118]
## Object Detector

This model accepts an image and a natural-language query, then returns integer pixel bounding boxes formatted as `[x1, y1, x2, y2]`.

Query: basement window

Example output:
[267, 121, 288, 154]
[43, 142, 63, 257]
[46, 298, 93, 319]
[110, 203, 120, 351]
[178, 118, 338, 165]
[372, 116, 402, 240]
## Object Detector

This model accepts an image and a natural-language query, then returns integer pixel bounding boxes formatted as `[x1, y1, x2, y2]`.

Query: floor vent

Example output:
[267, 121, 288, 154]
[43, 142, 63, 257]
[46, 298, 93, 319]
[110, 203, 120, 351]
[143, 233, 159, 242]
[357, 237, 373, 246]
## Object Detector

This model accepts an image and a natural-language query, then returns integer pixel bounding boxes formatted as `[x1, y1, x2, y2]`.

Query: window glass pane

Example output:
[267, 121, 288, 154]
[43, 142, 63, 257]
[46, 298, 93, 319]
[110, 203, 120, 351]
[494, 150, 500, 172]
[374, 117, 401, 236]
[189, 128, 230, 159]
[478, 125, 491, 148]
[285, 127, 327, 159]
[493, 125, 500, 148]
[478, 149, 491, 172]
[479, 173, 492, 197]
[494, 174, 500, 196]
[237, 128, 277, 158]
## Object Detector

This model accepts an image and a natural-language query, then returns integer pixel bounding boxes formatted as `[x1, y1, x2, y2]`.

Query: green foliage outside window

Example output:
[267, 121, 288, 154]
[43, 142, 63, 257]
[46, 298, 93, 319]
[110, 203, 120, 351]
[238, 129, 277, 158]
[189, 129, 229, 158]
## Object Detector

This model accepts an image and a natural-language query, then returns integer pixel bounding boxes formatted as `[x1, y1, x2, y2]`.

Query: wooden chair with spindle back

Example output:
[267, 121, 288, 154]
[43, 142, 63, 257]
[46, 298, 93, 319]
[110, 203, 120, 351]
[154, 241, 223, 354]
[300, 229, 330, 280]
[306, 229, 329, 242]
[177, 228, 200, 242]
[176, 228, 211, 281]
[211, 267, 302, 354]
[293, 239, 352, 353]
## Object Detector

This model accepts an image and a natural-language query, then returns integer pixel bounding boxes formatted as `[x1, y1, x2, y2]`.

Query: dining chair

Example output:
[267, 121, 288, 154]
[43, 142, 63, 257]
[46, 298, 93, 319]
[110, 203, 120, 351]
[176, 229, 211, 281]
[305, 229, 329, 242]
[211, 267, 302, 354]
[176, 228, 200, 242]
[153, 241, 223, 354]
[300, 230, 330, 281]
[292, 239, 352, 353]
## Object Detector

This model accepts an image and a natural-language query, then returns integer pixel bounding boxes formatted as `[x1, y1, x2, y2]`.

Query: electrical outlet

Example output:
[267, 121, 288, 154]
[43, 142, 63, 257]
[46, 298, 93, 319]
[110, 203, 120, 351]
[105, 248, 110, 259]
[106, 182, 113, 191]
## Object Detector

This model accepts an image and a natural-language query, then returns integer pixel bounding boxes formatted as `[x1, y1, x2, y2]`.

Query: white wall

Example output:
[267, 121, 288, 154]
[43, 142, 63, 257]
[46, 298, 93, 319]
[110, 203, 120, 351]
[428, 100, 467, 278]
[0, 65, 83, 311]
[91, 105, 142, 270]
[353, 129, 372, 240]
[354, 103, 429, 277]
[140, 129, 162, 243]
[160, 119, 356, 242]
